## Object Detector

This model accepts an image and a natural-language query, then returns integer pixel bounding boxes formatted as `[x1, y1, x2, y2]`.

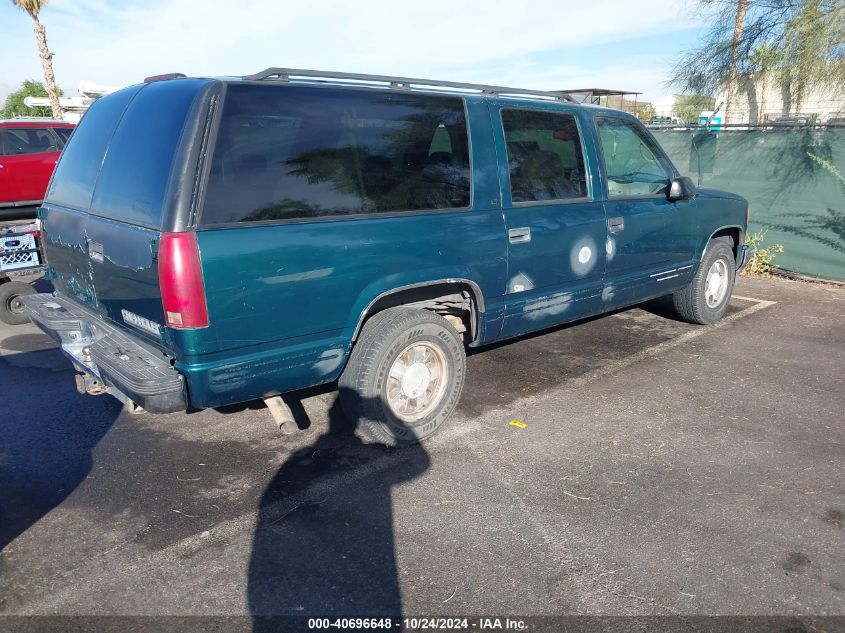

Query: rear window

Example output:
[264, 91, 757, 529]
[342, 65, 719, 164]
[201, 84, 471, 224]
[46, 86, 141, 211]
[89, 79, 206, 227]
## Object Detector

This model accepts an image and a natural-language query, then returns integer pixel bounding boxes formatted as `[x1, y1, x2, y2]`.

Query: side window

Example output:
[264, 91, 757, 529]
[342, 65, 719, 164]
[2, 127, 58, 155]
[202, 85, 471, 224]
[52, 127, 72, 147]
[501, 109, 588, 203]
[596, 117, 672, 197]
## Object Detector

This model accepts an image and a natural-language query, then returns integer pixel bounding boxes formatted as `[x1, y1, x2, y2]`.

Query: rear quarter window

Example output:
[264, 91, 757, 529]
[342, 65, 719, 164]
[201, 84, 471, 224]
[46, 86, 141, 211]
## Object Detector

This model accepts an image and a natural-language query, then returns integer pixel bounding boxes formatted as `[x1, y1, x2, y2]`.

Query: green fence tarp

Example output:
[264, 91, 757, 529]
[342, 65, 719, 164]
[651, 128, 845, 281]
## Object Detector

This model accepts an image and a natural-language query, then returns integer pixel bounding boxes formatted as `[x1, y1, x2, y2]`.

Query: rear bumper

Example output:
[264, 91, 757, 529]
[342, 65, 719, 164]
[0, 202, 40, 222]
[22, 293, 187, 413]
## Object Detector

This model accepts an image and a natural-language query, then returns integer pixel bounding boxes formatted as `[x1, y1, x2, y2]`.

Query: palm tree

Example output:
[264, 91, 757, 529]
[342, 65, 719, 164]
[724, 0, 749, 124]
[749, 44, 780, 123]
[11, 0, 62, 120]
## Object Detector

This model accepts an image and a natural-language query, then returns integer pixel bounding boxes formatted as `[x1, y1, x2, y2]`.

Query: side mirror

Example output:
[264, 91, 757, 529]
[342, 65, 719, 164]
[668, 176, 698, 201]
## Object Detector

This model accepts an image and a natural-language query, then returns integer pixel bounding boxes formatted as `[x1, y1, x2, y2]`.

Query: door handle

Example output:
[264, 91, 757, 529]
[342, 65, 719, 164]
[608, 217, 624, 233]
[508, 227, 531, 244]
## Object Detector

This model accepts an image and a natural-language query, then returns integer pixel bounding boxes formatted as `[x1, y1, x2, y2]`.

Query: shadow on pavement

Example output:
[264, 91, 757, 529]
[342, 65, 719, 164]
[0, 343, 121, 552]
[248, 388, 430, 627]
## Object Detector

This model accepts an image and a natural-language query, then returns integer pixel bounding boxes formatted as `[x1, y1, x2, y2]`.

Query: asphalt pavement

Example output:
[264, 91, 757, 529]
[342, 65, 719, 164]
[0, 277, 842, 627]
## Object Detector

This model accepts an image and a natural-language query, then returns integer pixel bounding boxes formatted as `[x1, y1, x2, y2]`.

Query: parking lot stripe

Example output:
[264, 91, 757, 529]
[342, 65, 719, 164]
[731, 294, 777, 305]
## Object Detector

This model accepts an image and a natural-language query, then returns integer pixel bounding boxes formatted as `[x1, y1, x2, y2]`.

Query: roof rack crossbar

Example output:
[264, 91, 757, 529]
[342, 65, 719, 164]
[243, 67, 577, 103]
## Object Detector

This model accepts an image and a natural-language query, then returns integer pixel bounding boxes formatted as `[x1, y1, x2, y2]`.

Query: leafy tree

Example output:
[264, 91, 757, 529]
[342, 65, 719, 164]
[10, 0, 62, 120]
[0, 79, 62, 118]
[670, 0, 844, 122]
[672, 95, 716, 122]
[632, 102, 656, 121]
[781, 0, 845, 113]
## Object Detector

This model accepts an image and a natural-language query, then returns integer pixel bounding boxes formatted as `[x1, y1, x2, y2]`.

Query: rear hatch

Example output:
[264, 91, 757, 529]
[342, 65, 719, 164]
[41, 78, 213, 348]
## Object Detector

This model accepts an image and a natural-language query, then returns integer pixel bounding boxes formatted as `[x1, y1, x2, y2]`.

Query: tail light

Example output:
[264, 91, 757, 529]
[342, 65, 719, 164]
[158, 231, 209, 329]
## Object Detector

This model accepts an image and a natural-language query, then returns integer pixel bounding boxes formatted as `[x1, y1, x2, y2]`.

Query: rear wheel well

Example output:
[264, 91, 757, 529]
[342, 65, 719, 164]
[356, 283, 481, 344]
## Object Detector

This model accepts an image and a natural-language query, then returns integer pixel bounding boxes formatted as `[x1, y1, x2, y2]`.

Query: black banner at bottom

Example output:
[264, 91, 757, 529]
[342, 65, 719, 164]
[0, 616, 843, 633]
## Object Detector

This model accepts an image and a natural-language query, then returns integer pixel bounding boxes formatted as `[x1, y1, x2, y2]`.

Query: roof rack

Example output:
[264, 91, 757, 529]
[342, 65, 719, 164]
[242, 67, 577, 103]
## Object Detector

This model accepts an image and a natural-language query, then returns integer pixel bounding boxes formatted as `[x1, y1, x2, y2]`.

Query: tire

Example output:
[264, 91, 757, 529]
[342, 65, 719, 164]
[0, 281, 35, 325]
[339, 307, 466, 446]
[672, 239, 736, 325]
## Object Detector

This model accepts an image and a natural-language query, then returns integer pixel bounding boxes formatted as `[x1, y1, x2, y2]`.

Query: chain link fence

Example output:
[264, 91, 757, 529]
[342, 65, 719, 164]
[650, 126, 845, 281]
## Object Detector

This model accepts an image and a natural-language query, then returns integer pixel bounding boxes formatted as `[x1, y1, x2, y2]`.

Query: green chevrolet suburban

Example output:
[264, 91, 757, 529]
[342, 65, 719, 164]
[23, 69, 748, 445]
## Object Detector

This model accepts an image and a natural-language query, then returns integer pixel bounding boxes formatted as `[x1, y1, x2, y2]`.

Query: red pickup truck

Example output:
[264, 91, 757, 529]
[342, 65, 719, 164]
[0, 120, 74, 220]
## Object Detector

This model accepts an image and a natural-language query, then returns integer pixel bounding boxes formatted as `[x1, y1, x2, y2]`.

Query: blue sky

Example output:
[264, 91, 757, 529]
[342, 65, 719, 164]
[0, 0, 709, 105]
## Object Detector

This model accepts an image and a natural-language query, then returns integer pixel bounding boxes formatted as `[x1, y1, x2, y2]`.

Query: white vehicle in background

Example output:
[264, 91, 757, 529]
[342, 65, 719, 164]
[648, 116, 687, 130]
[648, 116, 675, 127]
[23, 81, 119, 123]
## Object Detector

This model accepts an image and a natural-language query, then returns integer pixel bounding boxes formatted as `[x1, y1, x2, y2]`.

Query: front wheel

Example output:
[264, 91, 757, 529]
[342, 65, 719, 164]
[339, 307, 466, 446]
[672, 240, 736, 325]
[0, 281, 36, 325]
